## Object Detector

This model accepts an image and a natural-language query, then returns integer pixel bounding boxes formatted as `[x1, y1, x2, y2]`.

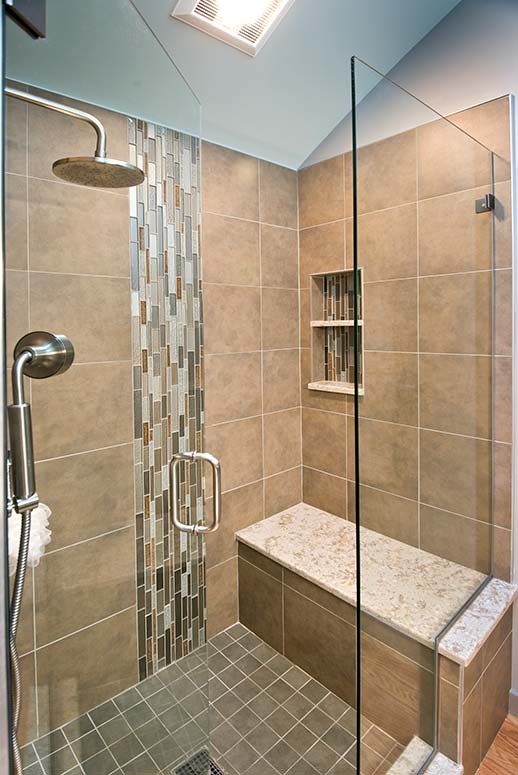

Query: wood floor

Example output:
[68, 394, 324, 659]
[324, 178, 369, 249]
[478, 715, 518, 775]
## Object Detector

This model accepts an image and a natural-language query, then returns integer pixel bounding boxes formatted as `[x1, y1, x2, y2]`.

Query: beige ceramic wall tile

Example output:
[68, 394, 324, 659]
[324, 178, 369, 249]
[358, 351, 418, 426]
[462, 680, 482, 775]
[495, 268, 512, 356]
[263, 408, 301, 477]
[493, 442, 512, 530]
[357, 129, 417, 215]
[204, 352, 262, 425]
[204, 416, 263, 492]
[349, 418, 418, 501]
[300, 347, 347, 413]
[36, 608, 138, 735]
[34, 527, 135, 646]
[202, 141, 258, 220]
[31, 362, 133, 459]
[418, 187, 492, 275]
[6, 269, 29, 357]
[13, 568, 34, 657]
[420, 430, 491, 522]
[302, 407, 347, 478]
[361, 632, 434, 745]
[302, 466, 347, 519]
[494, 180, 513, 268]
[261, 224, 299, 289]
[363, 279, 417, 352]
[35, 444, 134, 551]
[259, 160, 298, 229]
[299, 220, 345, 288]
[30, 273, 131, 363]
[438, 678, 461, 761]
[261, 287, 299, 350]
[28, 177, 130, 276]
[262, 348, 300, 413]
[19, 654, 37, 745]
[480, 634, 512, 757]
[350, 483, 419, 546]
[6, 94, 27, 175]
[419, 272, 491, 355]
[420, 504, 490, 574]
[264, 467, 302, 517]
[358, 204, 417, 281]
[299, 289, 310, 348]
[203, 284, 261, 354]
[449, 97, 510, 166]
[417, 118, 492, 200]
[207, 557, 238, 638]
[284, 586, 356, 705]
[298, 155, 345, 228]
[6, 173, 28, 270]
[206, 481, 263, 569]
[419, 354, 491, 439]
[494, 356, 512, 443]
[202, 213, 260, 286]
[238, 556, 282, 651]
[493, 526, 512, 582]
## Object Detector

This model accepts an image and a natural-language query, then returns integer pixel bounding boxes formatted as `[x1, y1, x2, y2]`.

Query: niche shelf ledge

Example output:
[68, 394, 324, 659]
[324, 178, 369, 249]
[308, 380, 364, 396]
[310, 319, 363, 328]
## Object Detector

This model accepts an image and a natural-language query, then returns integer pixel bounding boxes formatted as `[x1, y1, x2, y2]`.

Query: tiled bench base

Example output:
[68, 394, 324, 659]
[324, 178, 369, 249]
[237, 541, 436, 747]
[236, 504, 517, 775]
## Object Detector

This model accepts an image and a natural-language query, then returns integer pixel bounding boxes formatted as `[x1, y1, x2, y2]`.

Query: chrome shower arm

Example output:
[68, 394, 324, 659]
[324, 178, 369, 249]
[5, 86, 107, 158]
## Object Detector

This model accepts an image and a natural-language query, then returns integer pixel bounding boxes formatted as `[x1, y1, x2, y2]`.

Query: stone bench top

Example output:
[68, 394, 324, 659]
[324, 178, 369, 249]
[235, 503, 517, 666]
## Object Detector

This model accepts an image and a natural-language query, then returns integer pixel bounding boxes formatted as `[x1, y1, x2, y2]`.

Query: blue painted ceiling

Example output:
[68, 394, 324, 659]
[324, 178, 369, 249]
[7, 0, 463, 168]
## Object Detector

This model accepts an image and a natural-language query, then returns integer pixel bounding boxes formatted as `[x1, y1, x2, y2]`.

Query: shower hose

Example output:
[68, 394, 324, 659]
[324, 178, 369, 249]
[9, 508, 32, 775]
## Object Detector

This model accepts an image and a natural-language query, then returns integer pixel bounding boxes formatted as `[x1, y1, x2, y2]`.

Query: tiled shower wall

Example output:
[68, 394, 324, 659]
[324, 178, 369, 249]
[201, 142, 301, 636]
[6, 87, 137, 744]
[298, 96, 513, 581]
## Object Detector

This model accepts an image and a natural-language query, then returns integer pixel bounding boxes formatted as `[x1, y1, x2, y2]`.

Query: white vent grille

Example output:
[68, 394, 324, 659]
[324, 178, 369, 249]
[172, 0, 295, 56]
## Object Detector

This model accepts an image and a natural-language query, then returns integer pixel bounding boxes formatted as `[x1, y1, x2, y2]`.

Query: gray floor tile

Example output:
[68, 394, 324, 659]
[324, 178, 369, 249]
[247, 691, 278, 719]
[81, 748, 119, 775]
[134, 717, 169, 749]
[265, 707, 298, 737]
[228, 705, 261, 736]
[225, 739, 261, 772]
[40, 745, 77, 775]
[211, 721, 241, 755]
[322, 724, 356, 756]
[110, 732, 145, 767]
[300, 679, 329, 704]
[122, 752, 161, 775]
[70, 729, 106, 761]
[89, 700, 119, 727]
[304, 739, 341, 773]
[284, 723, 318, 756]
[98, 715, 133, 746]
[114, 687, 142, 713]
[245, 721, 280, 755]
[264, 739, 299, 773]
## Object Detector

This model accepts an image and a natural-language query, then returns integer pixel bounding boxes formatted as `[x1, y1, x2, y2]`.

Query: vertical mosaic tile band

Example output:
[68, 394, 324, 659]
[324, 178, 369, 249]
[129, 118, 206, 680]
[322, 273, 362, 385]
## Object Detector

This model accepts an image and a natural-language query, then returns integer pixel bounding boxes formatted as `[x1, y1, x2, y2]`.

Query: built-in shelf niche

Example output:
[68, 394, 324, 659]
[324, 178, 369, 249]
[308, 269, 365, 396]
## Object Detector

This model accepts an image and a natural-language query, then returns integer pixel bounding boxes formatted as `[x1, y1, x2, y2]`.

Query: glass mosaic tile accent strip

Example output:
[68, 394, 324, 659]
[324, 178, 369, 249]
[129, 118, 206, 679]
[321, 273, 363, 385]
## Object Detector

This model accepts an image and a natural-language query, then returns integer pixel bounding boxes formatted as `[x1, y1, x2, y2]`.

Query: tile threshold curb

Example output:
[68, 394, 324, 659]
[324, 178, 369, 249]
[387, 736, 463, 775]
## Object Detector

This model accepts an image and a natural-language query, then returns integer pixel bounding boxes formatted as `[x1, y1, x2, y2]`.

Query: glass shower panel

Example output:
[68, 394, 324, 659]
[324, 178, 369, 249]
[352, 57, 502, 774]
[5, 2, 208, 774]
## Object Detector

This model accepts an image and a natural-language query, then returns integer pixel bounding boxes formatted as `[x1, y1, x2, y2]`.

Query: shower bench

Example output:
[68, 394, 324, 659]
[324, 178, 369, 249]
[235, 503, 517, 772]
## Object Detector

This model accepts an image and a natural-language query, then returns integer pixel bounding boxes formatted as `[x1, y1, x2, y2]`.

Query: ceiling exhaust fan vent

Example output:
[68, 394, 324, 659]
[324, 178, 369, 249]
[172, 0, 295, 56]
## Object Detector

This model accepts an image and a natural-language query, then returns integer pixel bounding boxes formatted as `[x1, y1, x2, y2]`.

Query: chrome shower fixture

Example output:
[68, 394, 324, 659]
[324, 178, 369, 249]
[8, 331, 74, 775]
[5, 87, 145, 188]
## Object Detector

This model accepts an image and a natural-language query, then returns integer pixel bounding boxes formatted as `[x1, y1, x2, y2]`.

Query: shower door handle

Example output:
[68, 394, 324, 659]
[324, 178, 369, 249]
[170, 451, 221, 534]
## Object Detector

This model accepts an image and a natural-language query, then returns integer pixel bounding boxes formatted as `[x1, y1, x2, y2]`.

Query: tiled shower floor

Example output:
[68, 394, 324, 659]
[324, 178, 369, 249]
[20, 624, 402, 775]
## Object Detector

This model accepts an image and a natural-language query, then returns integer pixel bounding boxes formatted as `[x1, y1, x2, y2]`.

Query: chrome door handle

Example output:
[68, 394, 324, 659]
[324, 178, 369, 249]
[170, 451, 221, 534]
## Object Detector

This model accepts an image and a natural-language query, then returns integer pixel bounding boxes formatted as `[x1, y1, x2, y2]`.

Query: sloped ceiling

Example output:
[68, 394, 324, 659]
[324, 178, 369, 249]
[134, 0, 463, 168]
[6, 0, 463, 169]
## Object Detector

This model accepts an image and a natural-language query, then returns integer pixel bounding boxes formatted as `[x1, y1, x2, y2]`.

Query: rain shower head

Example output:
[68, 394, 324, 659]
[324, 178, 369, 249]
[52, 155, 145, 188]
[5, 87, 145, 189]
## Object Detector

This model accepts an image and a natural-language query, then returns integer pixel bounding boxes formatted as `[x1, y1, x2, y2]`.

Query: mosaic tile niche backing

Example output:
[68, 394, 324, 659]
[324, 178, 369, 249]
[129, 118, 206, 680]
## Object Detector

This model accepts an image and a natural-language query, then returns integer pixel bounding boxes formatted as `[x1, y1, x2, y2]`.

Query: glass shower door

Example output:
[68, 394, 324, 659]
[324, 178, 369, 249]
[352, 57, 511, 775]
[4, 2, 211, 774]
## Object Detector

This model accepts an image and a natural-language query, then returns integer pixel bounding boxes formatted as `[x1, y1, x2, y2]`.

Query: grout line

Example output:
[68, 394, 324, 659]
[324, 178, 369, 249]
[34, 440, 132, 465]
[207, 406, 300, 429]
[203, 208, 298, 232]
[33, 605, 135, 651]
[43, 524, 133, 556]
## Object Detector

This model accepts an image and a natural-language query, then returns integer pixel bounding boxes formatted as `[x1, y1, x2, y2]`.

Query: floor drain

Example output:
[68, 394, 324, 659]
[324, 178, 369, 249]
[175, 749, 224, 775]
